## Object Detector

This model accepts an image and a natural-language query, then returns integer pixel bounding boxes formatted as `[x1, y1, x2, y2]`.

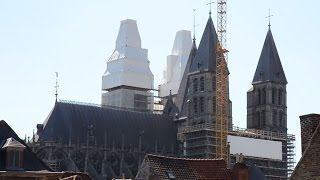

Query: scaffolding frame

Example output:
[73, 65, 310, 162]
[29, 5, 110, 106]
[215, 0, 229, 160]
[178, 124, 296, 177]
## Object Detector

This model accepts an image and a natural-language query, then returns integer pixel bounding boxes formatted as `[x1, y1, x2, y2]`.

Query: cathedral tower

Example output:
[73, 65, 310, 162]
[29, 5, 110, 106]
[176, 15, 229, 159]
[101, 19, 154, 111]
[247, 27, 287, 133]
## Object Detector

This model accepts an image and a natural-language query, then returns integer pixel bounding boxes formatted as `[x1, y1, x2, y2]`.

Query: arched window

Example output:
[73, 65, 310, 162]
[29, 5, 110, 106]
[200, 96, 204, 113]
[200, 76, 205, 91]
[262, 88, 266, 104]
[193, 78, 198, 92]
[272, 110, 277, 126]
[256, 111, 260, 127]
[272, 88, 276, 104]
[262, 110, 266, 126]
[279, 111, 283, 127]
[193, 97, 198, 114]
[278, 89, 282, 105]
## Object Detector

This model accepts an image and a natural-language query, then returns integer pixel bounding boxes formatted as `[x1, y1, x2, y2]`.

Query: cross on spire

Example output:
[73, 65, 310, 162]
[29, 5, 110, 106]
[266, 9, 273, 28]
[54, 72, 59, 102]
[206, 0, 214, 16]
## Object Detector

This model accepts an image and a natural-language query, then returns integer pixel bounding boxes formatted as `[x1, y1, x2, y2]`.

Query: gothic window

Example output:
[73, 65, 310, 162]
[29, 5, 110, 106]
[257, 89, 261, 105]
[272, 88, 276, 104]
[193, 78, 198, 92]
[272, 110, 277, 126]
[262, 88, 266, 104]
[278, 89, 282, 105]
[200, 96, 204, 113]
[200, 76, 205, 91]
[262, 110, 266, 126]
[279, 111, 283, 127]
[256, 111, 261, 127]
[193, 97, 198, 114]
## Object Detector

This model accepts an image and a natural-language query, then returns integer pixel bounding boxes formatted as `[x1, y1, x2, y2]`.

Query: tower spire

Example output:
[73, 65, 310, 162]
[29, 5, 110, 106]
[54, 72, 59, 102]
[266, 9, 273, 29]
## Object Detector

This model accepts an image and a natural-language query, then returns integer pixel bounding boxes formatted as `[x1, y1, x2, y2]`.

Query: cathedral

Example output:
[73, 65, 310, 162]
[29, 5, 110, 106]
[32, 12, 294, 180]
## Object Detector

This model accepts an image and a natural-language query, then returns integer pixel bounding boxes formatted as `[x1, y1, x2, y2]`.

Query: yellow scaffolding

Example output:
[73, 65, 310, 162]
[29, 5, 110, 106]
[215, 0, 229, 160]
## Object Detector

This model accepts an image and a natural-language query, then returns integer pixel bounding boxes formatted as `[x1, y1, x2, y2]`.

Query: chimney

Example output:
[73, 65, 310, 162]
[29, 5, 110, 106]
[299, 113, 320, 154]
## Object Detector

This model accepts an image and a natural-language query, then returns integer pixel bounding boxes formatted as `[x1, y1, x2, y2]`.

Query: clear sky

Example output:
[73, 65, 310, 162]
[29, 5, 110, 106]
[1, 0, 319, 163]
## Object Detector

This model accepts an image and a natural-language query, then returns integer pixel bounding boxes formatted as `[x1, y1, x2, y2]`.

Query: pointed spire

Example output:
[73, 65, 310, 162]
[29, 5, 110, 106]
[163, 90, 178, 116]
[252, 28, 287, 84]
[189, 17, 218, 73]
[174, 37, 197, 115]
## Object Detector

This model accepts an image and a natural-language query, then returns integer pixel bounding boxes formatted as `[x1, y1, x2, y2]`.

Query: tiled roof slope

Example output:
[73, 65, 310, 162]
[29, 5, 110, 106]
[252, 28, 287, 84]
[0, 120, 52, 171]
[290, 122, 320, 179]
[37, 101, 177, 153]
[137, 154, 231, 180]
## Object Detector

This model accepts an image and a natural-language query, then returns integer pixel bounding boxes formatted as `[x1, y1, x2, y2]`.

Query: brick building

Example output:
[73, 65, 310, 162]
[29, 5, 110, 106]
[290, 114, 320, 179]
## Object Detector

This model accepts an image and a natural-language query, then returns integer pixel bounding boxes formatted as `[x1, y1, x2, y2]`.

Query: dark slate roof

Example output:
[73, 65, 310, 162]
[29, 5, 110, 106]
[140, 154, 231, 180]
[0, 120, 52, 171]
[248, 164, 267, 180]
[189, 17, 218, 73]
[252, 28, 287, 84]
[175, 39, 197, 116]
[38, 101, 177, 153]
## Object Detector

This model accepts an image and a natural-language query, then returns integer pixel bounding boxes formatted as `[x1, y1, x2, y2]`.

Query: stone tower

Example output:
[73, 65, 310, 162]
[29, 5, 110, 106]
[101, 19, 154, 111]
[176, 15, 229, 159]
[247, 27, 287, 133]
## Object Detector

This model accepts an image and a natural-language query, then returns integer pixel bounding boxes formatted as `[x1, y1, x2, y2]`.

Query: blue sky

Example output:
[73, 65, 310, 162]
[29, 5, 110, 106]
[1, 0, 319, 163]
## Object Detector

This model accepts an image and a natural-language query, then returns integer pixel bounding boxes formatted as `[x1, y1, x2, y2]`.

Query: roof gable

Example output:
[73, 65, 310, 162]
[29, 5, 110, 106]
[252, 28, 287, 84]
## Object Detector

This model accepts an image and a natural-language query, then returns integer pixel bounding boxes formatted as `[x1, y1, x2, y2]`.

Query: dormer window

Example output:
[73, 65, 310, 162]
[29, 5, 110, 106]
[2, 137, 26, 170]
[166, 171, 176, 179]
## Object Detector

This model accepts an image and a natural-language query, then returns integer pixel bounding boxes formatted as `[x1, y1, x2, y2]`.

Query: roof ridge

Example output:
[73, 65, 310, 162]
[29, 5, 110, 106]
[57, 99, 164, 115]
[147, 153, 224, 161]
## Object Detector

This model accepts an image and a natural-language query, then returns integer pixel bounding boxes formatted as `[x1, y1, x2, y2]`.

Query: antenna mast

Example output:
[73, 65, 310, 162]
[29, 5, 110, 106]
[54, 72, 59, 102]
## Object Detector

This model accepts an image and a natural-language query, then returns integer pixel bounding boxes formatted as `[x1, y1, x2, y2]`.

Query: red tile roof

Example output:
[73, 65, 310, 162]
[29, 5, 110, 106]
[144, 154, 231, 180]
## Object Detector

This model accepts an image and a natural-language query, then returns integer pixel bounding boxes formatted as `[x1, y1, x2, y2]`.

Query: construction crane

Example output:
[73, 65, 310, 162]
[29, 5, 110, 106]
[215, 0, 229, 160]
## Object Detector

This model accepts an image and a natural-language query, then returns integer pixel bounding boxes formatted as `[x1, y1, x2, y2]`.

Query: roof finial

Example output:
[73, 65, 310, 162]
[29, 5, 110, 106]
[206, 0, 214, 17]
[266, 9, 273, 29]
[54, 72, 59, 102]
[193, 9, 199, 41]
